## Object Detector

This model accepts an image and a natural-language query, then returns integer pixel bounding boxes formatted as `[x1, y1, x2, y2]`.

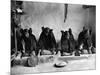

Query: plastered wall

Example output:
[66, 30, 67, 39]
[20, 2, 96, 41]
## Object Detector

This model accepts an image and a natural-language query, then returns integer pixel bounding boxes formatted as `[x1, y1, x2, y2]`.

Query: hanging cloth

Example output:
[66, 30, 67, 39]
[64, 4, 68, 23]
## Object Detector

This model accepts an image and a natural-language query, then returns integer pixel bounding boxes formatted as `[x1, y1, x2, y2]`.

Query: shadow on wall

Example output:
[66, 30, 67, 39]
[20, 2, 96, 42]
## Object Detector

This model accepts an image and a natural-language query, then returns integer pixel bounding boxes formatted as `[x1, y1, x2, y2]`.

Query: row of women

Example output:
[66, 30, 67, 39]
[11, 25, 95, 57]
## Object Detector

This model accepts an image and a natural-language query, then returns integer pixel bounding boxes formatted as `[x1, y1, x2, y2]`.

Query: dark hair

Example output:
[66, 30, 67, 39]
[28, 28, 32, 34]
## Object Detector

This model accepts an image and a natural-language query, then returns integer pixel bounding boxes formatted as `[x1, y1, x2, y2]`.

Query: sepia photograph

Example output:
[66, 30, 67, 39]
[11, 0, 96, 74]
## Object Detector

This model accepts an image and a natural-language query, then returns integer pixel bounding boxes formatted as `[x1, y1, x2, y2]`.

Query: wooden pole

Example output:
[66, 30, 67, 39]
[15, 28, 17, 54]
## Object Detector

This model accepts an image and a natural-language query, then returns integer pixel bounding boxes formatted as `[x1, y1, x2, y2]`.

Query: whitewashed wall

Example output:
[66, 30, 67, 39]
[20, 2, 96, 41]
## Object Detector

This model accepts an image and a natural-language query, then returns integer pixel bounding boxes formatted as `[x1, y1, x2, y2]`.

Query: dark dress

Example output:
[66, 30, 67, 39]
[69, 33, 75, 53]
[24, 36, 31, 54]
[29, 34, 37, 55]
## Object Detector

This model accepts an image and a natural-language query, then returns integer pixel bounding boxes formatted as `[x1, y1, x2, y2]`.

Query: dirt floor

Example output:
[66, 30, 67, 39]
[11, 54, 96, 75]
